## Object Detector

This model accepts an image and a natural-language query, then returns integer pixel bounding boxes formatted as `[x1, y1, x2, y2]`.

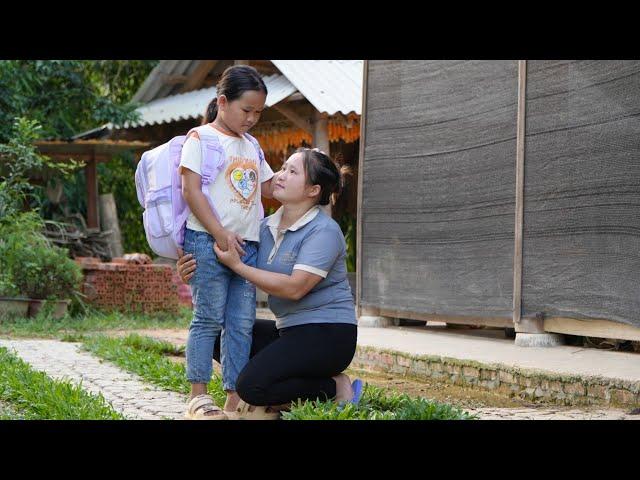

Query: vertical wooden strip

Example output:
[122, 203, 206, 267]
[513, 60, 527, 324]
[356, 61, 369, 317]
[86, 152, 99, 230]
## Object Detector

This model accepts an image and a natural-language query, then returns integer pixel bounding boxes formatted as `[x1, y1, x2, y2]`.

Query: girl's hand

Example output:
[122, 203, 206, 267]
[213, 241, 242, 270]
[176, 248, 196, 283]
[214, 229, 246, 257]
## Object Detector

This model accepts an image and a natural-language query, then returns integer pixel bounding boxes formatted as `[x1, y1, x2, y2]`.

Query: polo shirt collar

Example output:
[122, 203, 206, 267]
[267, 205, 320, 233]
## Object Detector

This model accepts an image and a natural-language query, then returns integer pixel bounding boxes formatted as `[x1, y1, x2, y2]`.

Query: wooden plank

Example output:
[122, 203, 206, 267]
[544, 317, 640, 342]
[272, 103, 313, 134]
[180, 60, 218, 93]
[163, 74, 188, 85]
[85, 155, 99, 229]
[512, 60, 527, 325]
[356, 61, 369, 318]
[373, 306, 513, 328]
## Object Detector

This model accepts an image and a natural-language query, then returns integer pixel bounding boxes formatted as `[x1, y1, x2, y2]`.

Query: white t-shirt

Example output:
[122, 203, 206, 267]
[178, 124, 274, 242]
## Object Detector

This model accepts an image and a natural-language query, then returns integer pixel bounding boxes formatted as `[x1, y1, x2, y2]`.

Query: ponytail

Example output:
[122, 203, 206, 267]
[296, 147, 352, 206]
[202, 98, 218, 124]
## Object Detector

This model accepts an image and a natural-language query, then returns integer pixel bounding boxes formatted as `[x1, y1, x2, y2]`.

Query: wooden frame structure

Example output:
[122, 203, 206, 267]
[356, 60, 640, 342]
[34, 140, 150, 229]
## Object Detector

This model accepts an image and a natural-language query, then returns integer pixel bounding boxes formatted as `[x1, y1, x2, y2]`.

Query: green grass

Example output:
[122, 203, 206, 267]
[281, 384, 477, 420]
[81, 333, 225, 407]
[82, 334, 476, 420]
[0, 346, 124, 420]
[0, 307, 192, 339]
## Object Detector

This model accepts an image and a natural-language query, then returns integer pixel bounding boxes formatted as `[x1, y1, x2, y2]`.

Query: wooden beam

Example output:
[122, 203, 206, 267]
[180, 60, 219, 93]
[163, 74, 188, 85]
[312, 110, 330, 154]
[234, 60, 250, 65]
[356, 61, 369, 318]
[284, 92, 305, 102]
[513, 60, 527, 326]
[545, 317, 640, 342]
[85, 154, 99, 230]
[272, 103, 313, 134]
[361, 306, 514, 328]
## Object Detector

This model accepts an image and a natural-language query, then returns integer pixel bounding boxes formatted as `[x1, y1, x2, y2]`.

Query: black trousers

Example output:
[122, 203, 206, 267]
[213, 319, 357, 406]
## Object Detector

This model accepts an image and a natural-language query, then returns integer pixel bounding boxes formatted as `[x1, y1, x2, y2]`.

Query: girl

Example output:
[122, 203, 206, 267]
[178, 148, 362, 419]
[180, 65, 275, 419]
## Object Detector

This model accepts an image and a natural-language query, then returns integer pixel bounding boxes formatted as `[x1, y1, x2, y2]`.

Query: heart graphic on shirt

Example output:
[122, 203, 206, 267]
[230, 167, 257, 200]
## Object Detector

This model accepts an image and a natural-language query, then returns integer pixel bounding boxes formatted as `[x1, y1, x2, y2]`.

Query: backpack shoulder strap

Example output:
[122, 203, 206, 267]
[186, 125, 224, 185]
[243, 132, 265, 166]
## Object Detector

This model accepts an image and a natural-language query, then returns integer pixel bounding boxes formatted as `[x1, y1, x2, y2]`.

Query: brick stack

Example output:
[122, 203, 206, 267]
[76, 257, 181, 314]
[171, 270, 193, 308]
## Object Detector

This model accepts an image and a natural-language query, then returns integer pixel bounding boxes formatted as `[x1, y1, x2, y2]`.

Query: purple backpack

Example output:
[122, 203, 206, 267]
[135, 125, 266, 259]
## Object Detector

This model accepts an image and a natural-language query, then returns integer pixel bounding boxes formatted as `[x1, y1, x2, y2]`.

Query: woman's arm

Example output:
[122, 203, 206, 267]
[213, 243, 322, 300]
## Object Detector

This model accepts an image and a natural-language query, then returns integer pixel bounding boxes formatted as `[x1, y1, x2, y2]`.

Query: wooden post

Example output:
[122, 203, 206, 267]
[513, 60, 527, 326]
[313, 110, 332, 216]
[85, 153, 99, 230]
[99, 193, 124, 258]
[273, 103, 313, 134]
[356, 61, 369, 318]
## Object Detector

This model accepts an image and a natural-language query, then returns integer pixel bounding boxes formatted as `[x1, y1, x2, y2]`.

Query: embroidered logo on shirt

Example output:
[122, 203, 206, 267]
[279, 251, 297, 264]
[226, 157, 258, 208]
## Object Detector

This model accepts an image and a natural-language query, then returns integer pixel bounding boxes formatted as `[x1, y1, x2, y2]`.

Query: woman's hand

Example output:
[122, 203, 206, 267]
[176, 248, 196, 283]
[213, 242, 242, 270]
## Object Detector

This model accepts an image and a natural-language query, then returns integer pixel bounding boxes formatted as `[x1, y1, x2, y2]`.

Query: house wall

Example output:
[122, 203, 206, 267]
[360, 60, 640, 329]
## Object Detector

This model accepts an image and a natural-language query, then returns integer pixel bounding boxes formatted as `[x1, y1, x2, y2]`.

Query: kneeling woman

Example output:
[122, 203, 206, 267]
[177, 148, 361, 418]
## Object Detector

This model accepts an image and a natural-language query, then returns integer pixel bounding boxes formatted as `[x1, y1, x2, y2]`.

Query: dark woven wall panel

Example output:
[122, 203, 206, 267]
[361, 61, 518, 316]
[522, 60, 640, 326]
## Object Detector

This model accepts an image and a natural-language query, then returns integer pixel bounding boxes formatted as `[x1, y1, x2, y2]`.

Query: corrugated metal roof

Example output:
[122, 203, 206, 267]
[270, 60, 363, 115]
[116, 74, 297, 129]
[131, 60, 202, 104]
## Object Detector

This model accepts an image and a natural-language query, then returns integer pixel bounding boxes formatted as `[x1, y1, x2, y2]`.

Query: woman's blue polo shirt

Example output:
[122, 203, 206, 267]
[256, 206, 357, 329]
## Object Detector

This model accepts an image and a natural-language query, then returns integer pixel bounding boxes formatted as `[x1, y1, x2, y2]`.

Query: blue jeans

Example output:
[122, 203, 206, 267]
[183, 228, 257, 391]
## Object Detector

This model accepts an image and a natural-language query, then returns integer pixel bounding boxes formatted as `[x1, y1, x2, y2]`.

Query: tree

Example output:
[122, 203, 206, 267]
[0, 60, 158, 142]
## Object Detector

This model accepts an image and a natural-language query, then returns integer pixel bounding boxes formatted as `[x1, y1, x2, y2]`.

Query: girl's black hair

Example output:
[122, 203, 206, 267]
[295, 148, 351, 206]
[201, 65, 268, 124]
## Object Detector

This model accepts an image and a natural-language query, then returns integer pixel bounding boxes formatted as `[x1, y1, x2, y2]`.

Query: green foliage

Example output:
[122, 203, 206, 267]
[0, 117, 81, 218]
[11, 243, 82, 300]
[1, 60, 158, 249]
[97, 152, 151, 255]
[0, 60, 151, 143]
[0, 346, 124, 420]
[0, 308, 192, 338]
[86, 60, 159, 105]
[282, 384, 477, 420]
[337, 214, 356, 272]
[0, 211, 82, 301]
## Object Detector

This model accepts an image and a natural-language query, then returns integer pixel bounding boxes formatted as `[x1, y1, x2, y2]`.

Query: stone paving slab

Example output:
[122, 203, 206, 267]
[0, 339, 188, 420]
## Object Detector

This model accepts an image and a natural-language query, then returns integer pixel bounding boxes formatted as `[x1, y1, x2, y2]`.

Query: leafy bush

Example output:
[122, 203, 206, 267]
[11, 243, 82, 300]
[0, 211, 82, 301]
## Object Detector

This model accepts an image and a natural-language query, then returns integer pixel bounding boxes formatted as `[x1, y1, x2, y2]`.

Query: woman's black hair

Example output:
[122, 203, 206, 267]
[201, 65, 267, 124]
[295, 148, 351, 206]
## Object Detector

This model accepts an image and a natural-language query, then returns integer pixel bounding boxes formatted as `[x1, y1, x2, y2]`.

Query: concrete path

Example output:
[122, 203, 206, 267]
[0, 339, 187, 420]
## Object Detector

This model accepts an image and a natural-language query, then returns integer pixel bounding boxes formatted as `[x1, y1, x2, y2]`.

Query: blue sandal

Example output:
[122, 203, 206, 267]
[350, 379, 364, 405]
